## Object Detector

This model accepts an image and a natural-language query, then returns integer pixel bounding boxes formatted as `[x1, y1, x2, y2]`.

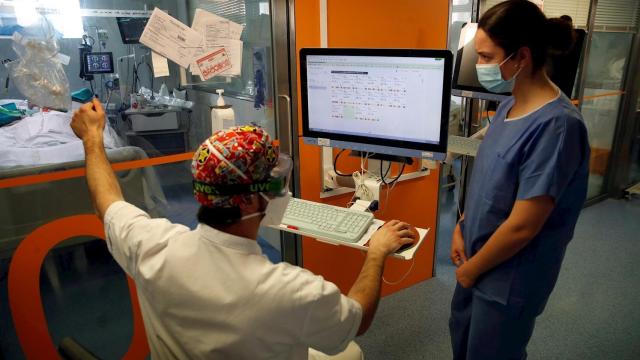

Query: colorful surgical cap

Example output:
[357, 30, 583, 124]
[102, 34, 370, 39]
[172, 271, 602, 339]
[191, 125, 279, 208]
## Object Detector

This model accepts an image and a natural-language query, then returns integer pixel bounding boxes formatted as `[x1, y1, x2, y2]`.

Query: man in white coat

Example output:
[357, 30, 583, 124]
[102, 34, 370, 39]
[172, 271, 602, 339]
[72, 98, 415, 359]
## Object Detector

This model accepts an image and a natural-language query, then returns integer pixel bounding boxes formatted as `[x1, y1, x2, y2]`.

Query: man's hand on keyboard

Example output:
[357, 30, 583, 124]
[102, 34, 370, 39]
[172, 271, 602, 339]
[368, 220, 415, 257]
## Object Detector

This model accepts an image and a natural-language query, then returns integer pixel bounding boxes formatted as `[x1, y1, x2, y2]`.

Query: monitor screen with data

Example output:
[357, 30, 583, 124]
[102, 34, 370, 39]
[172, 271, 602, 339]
[300, 48, 452, 159]
[83, 52, 114, 74]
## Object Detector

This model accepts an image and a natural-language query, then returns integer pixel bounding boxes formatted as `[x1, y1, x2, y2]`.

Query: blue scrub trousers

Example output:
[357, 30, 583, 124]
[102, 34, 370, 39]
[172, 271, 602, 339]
[449, 284, 539, 360]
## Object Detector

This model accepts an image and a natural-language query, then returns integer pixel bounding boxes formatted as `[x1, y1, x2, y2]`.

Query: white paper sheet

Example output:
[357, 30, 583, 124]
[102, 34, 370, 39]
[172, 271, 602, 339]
[192, 8, 243, 43]
[151, 51, 170, 77]
[189, 8, 244, 78]
[140, 8, 203, 69]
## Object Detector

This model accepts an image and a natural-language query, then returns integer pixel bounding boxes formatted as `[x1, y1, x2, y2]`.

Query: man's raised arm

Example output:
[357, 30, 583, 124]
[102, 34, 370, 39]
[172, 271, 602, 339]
[71, 98, 123, 220]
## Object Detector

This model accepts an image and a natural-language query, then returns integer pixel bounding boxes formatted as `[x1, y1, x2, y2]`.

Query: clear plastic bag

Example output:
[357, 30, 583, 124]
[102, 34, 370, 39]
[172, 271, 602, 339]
[6, 18, 71, 112]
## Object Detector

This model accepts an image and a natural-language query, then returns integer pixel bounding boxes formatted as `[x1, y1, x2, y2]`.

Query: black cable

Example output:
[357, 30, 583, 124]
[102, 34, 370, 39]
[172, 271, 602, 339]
[125, 45, 132, 97]
[132, 64, 138, 93]
[383, 161, 391, 178]
[333, 149, 352, 177]
[135, 60, 154, 96]
[380, 160, 392, 185]
[132, 60, 143, 93]
[382, 161, 406, 186]
[2, 59, 12, 93]
[144, 62, 154, 96]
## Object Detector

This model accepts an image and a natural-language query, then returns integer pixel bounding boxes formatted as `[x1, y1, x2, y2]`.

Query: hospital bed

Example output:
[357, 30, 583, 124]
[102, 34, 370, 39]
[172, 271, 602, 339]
[0, 100, 167, 257]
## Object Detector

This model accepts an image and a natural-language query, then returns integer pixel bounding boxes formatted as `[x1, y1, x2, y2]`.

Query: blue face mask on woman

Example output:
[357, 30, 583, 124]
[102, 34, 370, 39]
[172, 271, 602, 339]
[475, 53, 521, 93]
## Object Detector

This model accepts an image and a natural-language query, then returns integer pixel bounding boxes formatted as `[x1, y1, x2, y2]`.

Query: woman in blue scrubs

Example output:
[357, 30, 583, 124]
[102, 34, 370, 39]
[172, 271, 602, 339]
[449, 1, 590, 359]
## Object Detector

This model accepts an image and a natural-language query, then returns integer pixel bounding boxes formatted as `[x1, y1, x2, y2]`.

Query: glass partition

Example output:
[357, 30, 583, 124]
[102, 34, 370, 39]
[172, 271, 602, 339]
[581, 32, 634, 198]
[448, 0, 473, 125]
[181, 0, 282, 258]
[0, 168, 155, 357]
[0, 0, 188, 176]
[478, 0, 640, 200]
[183, 0, 273, 97]
[0, 0, 286, 356]
[182, 0, 277, 143]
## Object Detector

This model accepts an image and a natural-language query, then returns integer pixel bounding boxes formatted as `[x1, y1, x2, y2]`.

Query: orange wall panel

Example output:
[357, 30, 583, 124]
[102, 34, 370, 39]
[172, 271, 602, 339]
[327, 0, 449, 49]
[295, 0, 449, 296]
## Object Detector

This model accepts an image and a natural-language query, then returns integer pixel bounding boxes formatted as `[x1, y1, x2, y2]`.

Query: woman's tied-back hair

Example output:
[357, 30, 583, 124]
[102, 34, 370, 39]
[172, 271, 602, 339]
[478, 0, 575, 72]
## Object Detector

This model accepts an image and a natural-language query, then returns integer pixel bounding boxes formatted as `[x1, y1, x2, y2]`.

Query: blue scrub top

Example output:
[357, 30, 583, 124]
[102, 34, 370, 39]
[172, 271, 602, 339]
[461, 92, 590, 305]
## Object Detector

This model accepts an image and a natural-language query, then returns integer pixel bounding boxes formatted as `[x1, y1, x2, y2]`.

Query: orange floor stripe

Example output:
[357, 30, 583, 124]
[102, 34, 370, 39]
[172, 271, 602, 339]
[0, 90, 627, 189]
[572, 90, 625, 105]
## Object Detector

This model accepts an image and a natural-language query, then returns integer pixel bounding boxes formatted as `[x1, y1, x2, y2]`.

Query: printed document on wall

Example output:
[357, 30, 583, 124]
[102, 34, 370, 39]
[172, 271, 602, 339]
[196, 48, 233, 81]
[140, 8, 203, 68]
[192, 8, 243, 43]
[151, 51, 170, 77]
[190, 8, 244, 78]
[191, 40, 243, 78]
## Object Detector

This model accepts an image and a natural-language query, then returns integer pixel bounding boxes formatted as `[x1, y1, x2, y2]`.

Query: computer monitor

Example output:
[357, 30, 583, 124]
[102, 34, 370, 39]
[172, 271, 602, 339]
[116, 17, 149, 44]
[300, 48, 452, 162]
[83, 52, 114, 75]
[451, 23, 509, 102]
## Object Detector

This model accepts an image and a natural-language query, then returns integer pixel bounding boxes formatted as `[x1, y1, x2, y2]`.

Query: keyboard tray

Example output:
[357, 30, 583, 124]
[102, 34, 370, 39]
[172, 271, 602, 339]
[273, 219, 429, 261]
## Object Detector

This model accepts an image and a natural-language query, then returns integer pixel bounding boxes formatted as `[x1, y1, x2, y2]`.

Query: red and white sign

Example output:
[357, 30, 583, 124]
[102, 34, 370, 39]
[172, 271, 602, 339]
[195, 48, 232, 81]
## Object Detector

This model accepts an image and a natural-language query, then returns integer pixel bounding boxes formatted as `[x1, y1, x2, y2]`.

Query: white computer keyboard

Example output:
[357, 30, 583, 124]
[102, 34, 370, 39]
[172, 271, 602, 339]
[448, 135, 482, 156]
[282, 198, 374, 243]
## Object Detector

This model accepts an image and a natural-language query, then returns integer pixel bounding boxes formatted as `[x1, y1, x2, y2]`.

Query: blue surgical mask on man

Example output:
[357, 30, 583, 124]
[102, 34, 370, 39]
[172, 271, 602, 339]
[475, 53, 521, 93]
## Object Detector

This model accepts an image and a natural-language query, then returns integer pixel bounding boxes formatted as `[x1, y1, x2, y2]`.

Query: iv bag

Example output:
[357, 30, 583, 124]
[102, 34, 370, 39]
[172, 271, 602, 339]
[7, 17, 71, 112]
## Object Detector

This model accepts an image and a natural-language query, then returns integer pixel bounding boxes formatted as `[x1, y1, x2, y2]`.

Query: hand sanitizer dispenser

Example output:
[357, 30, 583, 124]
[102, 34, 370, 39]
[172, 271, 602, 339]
[211, 89, 235, 133]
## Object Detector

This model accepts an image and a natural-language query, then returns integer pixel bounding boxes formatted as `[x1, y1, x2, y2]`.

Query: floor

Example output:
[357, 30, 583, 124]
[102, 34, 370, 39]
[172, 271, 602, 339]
[1, 168, 640, 358]
[357, 185, 640, 359]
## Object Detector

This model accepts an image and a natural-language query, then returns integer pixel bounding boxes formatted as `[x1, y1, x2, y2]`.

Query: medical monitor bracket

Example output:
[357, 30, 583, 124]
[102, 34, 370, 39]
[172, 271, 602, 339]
[300, 48, 453, 163]
[451, 23, 509, 102]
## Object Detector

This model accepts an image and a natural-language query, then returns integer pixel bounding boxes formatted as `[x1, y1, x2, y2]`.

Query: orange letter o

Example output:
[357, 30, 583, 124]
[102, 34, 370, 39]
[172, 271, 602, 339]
[7, 215, 149, 359]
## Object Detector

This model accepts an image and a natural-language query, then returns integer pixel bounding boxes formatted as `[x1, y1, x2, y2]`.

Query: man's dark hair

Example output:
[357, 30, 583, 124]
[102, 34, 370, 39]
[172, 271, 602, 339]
[197, 194, 268, 228]
[479, 0, 575, 72]
[197, 206, 242, 227]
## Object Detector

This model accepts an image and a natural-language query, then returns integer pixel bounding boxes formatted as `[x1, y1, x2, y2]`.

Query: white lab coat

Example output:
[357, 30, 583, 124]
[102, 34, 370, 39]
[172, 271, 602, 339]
[104, 201, 362, 359]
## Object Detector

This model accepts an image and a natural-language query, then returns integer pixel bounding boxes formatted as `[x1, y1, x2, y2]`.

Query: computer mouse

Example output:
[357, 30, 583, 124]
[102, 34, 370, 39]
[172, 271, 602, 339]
[371, 223, 419, 252]
[396, 225, 419, 253]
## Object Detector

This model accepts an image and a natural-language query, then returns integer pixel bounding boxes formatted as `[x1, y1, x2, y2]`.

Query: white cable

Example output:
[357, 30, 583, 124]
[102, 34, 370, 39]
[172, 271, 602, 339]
[358, 249, 418, 285]
[383, 256, 417, 285]
[382, 184, 391, 215]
